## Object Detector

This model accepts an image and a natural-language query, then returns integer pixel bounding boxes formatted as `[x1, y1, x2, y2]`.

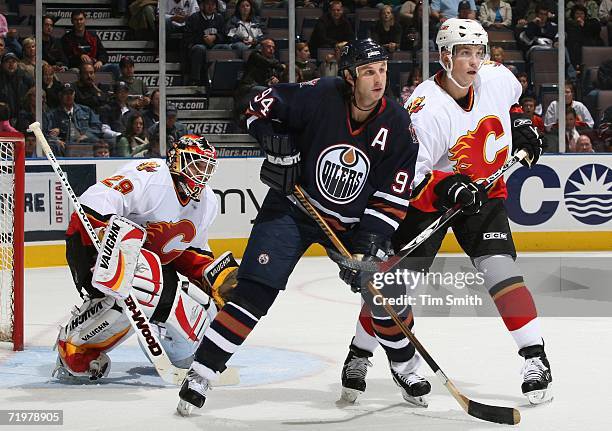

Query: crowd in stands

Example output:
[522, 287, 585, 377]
[0, 0, 611, 155]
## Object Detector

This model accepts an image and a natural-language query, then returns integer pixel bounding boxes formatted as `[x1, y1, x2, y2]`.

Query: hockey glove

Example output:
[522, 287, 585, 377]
[260, 134, 301, 195]
[511, 114, 546, 167]
[434, 174, 488, 215]
[203, 251, 239, 307]
[334, 233, 392, 293]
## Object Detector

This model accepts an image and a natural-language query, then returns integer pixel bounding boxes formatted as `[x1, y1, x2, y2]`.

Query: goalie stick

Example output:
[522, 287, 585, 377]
[29, 121, 187, 385]
[328, 149, 529, 274]
[293, 160, 525, 425]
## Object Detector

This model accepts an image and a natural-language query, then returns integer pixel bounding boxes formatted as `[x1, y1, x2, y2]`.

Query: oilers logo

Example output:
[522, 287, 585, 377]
[316, 144, 370, 204]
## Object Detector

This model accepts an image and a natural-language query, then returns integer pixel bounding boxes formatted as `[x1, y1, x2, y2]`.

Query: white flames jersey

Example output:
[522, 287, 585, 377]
[404, 63, 522, 199]
[79, 159, 218, 265]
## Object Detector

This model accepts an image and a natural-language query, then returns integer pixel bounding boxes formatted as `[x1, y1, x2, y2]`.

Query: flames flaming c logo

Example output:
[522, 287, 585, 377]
[145, 220, 196, 264]
[449, 116, 508, 182]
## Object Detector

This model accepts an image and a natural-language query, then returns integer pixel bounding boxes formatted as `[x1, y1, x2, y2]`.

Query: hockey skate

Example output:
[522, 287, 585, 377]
[340, 345, 373, 403]
[519, 345, 553, 405]
[177, 368, 212, 416]
[390, 363, 431, 407]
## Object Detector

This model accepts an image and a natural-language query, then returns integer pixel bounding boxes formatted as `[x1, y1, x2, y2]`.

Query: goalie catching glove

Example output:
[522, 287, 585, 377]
[202, 251, 239, 306]
[511, 113, 546, 167]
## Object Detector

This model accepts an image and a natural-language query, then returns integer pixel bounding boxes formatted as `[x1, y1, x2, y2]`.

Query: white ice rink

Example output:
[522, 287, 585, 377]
[1, 256, 610, 431]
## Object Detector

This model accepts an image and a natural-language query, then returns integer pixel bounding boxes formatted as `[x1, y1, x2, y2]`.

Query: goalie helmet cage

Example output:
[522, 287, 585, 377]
[0, 133, 25, 351]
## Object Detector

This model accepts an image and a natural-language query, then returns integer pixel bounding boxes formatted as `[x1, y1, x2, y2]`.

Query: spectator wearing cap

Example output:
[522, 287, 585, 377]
[222, 0, 264, 57]
[100, 81, 137, 140]
[42, 15, 68, 72]
[75, 63, 111, 115]
[42, 61, 63, 110]
[430, 0, 476, 23]
[61, 10, 120, 79]
[117, 56, 149, 110]
[46, 82, 103, 155]
[147, 104, 187, 157]
[183, 0, 227, 87]
[308, 1, 354, 59]
[479, 0, 512, 28]
[163, 0, 200, 35]
[0, 52, 34, 124]
[457, 0, 476, 19]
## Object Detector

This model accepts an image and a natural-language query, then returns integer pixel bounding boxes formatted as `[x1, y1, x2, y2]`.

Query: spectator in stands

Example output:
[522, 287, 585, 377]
[371, 5, 402, 53]
[319, 40, 347, 78]
[515, 0, 555, 27]
[0, 102, 18, 132]
[16, 87, 49, 135]
[234, 38, 284, 127]
[117, 56, 149, 110]
[46, 82, 103, 155]
[564, 108, 581, 151]
[0, 24, 21, 58]
[519, 3, 558, 52]
[567, 0, 599, 20]
[93, 141, 110, 157]
[183, 0, 227, 87]
[479, 0, 512, 28]
[573, 134, 595, 152]
[164, 0, 200, 35]
[544, 82, 594, 131]
[18, 37, 36, 81]
[520, 94, 545, 132]
[566, 4, 604, 69]
[24, 132, 37, 158]
[430, 0, 476, 24]
[115, 112, 150, 157]
[42, 15, 68, 72]
[399, 67, 422, 105]
[147, 104, 187, 156]
[490, 46, 517, 73]
[295, 42, 319, 82]
[128, 0, 158, 40]
[143, 89, 160, 131]
[0, 52, 33, 123]
[42, 61, 63, 110]
[399, 1, 418, 24]
[308, 1, 354, 58]
[100, 81, 136, 138]
[61, 10, 120, 79]
[456, 0, 475, 19]
[597, 106, 612, 152]
[400, 0, 432, 52]
[75, 63, 111, 114]
[0, 37, 5, 58]
[224, 0, 264, 56]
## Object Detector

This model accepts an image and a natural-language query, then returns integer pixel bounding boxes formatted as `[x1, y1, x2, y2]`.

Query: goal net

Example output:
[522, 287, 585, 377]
[0, 133, 25, 351]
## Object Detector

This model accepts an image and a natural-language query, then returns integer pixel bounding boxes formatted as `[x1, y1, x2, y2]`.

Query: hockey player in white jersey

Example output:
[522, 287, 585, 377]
[53, 134, 238, 381]
[341, 19, 552, 405]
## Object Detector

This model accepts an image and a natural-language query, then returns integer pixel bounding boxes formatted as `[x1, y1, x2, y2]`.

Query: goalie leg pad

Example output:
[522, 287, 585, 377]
[92, 215, 147, 299]
[55, 297, 132, 378]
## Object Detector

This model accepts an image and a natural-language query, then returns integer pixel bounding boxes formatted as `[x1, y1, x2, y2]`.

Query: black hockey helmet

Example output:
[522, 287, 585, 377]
[338, 39, 389, 78]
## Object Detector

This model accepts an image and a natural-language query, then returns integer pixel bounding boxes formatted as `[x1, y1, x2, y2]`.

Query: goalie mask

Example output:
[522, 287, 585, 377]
[167, 134, 218, 201]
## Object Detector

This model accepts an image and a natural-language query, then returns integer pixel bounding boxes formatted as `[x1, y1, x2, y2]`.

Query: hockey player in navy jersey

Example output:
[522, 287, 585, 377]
[341, 19, 552, 406]
[177, 39, 427, 415]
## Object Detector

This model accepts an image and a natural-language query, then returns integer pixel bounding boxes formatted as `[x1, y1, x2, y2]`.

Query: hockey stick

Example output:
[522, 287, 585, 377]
[329, 149, 529, 274]
[29, 122, 187, 385]
[293, 184, 521, 425]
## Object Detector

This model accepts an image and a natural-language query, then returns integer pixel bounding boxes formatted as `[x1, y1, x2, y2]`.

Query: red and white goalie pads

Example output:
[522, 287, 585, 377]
[92, 216, 147, 298]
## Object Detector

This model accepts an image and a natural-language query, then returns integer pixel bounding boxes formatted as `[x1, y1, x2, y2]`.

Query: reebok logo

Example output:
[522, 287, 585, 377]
[513, 118, 532, 127]
[99, 222, 122, 270]
[483, 232, 508, 240]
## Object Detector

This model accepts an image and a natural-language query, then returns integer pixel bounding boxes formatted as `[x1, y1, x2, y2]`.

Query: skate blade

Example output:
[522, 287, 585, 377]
[401, 393, 428, 408]
[340, 387, 362, 403]
[177, 399, 194, 417]
[525, 383, 553, 405]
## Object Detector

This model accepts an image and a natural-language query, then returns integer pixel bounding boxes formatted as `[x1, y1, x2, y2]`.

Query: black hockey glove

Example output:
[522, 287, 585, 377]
[434, 174, 488, 215]
[260, 134, 301, 195]
[511, 114, 546, 167]
[334, 232, 392, 293]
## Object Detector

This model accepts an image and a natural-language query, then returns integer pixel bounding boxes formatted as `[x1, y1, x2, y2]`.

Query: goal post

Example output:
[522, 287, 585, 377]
[0, 133, 25, 351]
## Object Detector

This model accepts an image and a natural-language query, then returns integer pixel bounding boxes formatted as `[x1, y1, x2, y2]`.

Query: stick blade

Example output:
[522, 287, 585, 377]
[467, 399, 521, 425]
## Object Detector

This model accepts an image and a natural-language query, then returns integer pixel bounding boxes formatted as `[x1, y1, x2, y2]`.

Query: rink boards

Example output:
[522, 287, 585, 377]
[20, 154, 612, 267]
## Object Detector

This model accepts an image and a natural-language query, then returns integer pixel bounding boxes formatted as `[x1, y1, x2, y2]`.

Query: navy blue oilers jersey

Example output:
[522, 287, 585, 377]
[247, 77, 418, 240]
